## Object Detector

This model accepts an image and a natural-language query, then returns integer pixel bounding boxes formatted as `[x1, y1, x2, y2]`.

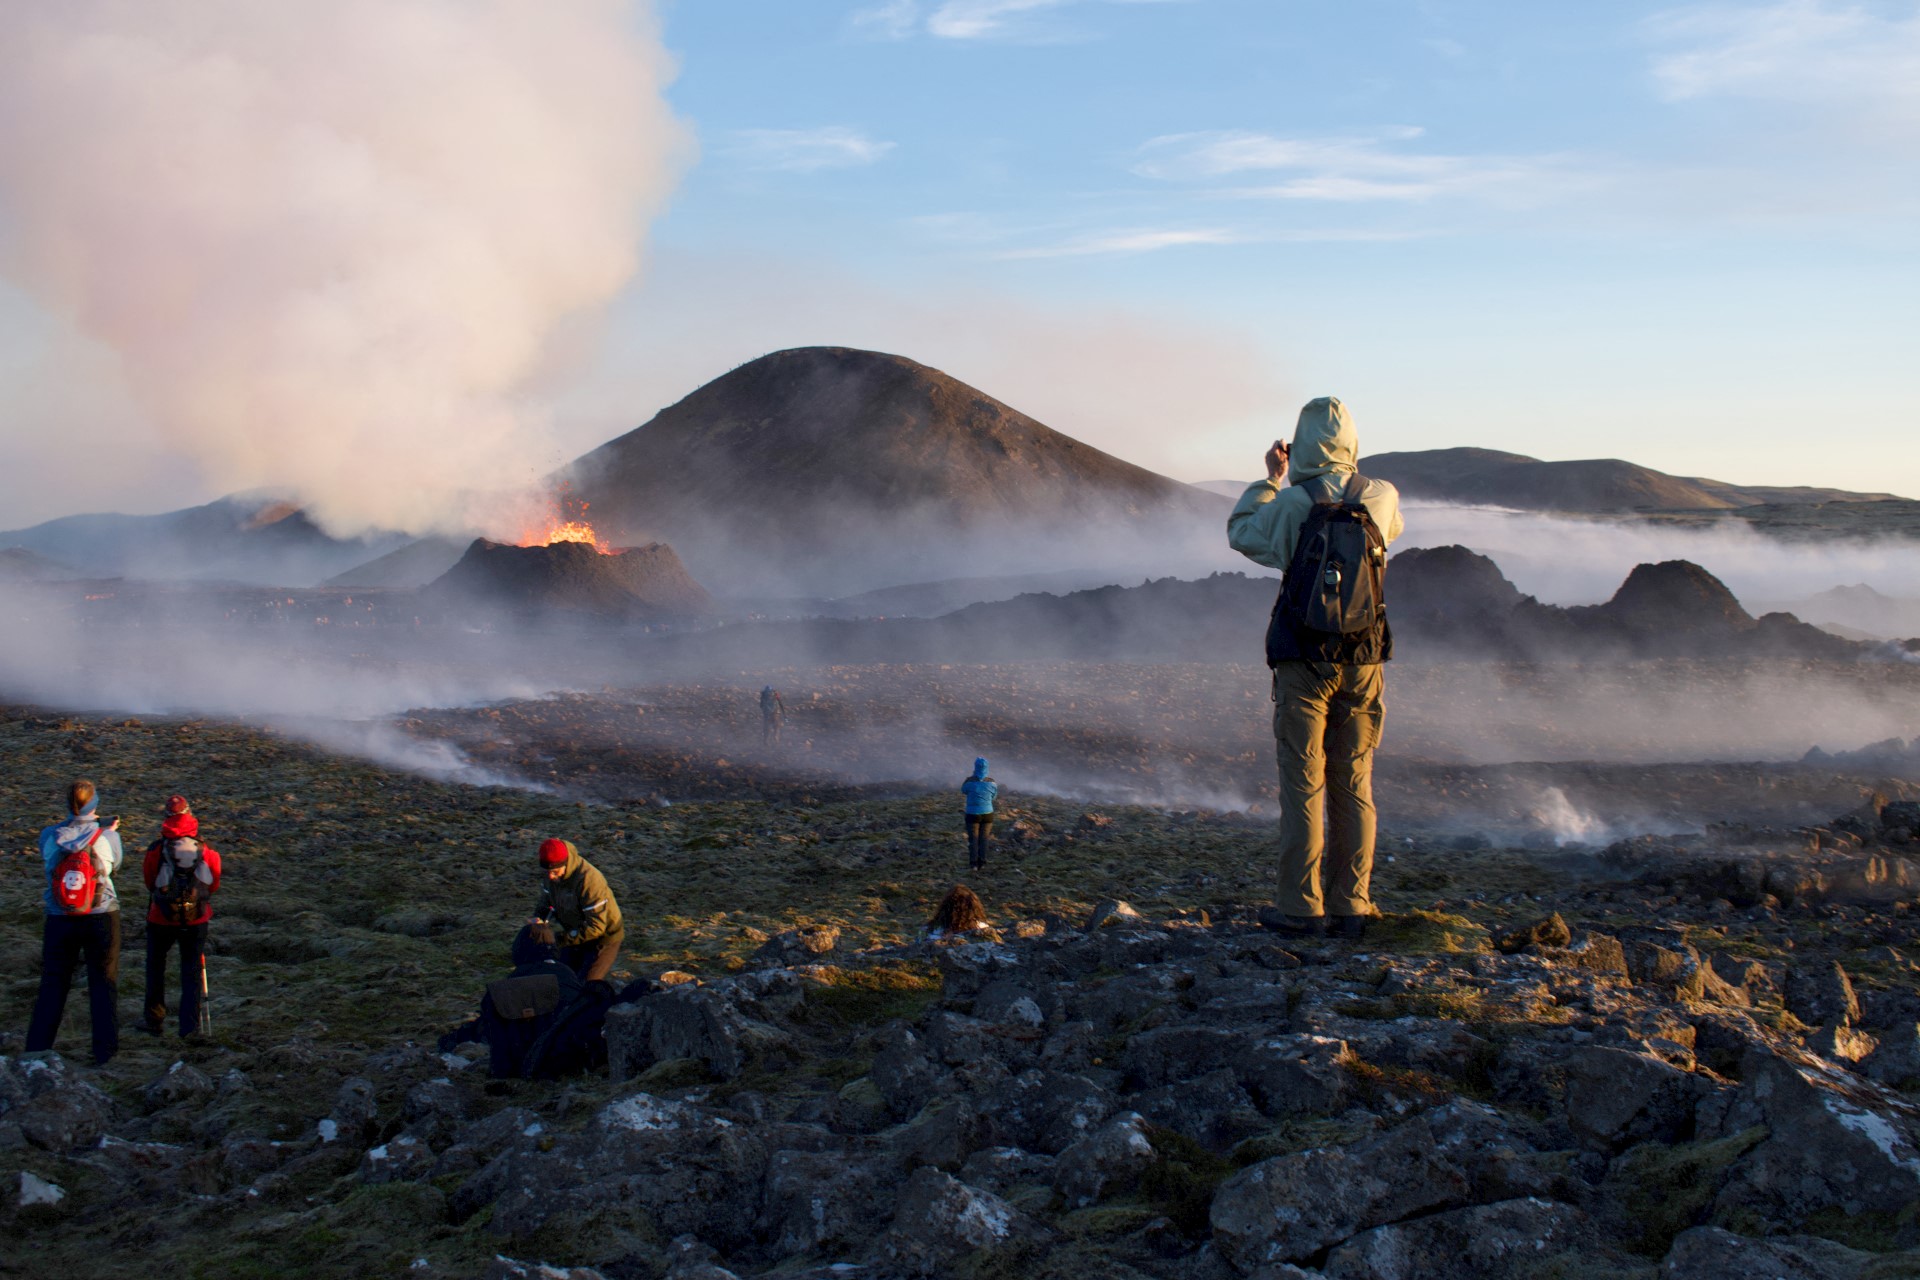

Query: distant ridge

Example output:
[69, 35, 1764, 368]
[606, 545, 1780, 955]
[563, 346, 1227, 595]
[0, 493, 412, 587]
[1365, 447, 1902, 513]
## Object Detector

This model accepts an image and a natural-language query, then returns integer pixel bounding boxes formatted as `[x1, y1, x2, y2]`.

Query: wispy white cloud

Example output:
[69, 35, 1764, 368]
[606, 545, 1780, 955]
[1646, 0, 1920, 127]
[992, 226, 1244, 257]
[726, 127, 896, 172]
[913, 213, 1417, 259]
[851, 0, 1186, 42]
[1133, 128, 1593, 205]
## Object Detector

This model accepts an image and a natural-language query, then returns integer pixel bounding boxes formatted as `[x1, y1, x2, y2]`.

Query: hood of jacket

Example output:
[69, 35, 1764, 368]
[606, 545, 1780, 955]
[1288, 397, 1359, 483]
[972, 758, 989, 779]
[51, 815, 103, 854]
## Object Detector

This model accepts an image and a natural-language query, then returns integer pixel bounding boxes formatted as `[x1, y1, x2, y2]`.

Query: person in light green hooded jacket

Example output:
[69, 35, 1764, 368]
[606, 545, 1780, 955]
[1228, 397, 1403, 941]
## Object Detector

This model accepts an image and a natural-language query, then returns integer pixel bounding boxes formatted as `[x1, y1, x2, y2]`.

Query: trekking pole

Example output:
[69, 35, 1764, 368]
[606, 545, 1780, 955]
[200, 955, 212, 1037]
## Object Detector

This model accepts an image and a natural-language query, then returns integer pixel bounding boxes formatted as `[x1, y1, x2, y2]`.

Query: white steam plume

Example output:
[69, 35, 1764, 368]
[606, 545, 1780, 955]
[0, 0, 687, 534]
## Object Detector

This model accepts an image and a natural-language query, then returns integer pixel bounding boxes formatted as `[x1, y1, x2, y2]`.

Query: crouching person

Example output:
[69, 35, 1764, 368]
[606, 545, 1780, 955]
[141, 795, 221, 1038]
[530, 838, 623, 982]
[438, 929, 642, 1079]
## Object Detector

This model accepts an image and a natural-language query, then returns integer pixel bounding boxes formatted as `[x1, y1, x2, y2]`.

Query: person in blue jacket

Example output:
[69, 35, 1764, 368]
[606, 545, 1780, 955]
[960, 758, 998, 871]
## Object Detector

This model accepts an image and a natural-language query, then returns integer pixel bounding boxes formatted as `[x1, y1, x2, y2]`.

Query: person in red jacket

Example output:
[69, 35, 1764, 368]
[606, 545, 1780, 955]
[139, 795, 222, 1038]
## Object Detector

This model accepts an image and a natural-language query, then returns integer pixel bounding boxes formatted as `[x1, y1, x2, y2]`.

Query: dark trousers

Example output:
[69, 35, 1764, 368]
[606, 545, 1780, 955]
[26, 911, 121, 1065]
[966, 814, 994, 869]
[559, 928, 623, 983]
[144, 921, 210, 1036]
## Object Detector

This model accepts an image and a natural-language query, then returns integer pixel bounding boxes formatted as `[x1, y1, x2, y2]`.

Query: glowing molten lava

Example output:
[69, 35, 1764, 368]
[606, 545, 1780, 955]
[517, 488, 614, 553]
[541, 520, 612, 553]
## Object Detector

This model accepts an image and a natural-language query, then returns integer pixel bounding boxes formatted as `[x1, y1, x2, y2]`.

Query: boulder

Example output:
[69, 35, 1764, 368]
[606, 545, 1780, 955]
[870, 1026, 946, 1120]
[976, 1070, 1117, 1155]
[749, 925, 841, 968]
[1210, 1116, 1468, 1270]
[886, 1097, 986, 1172]
[484, 1260, 608, 1280]
[957, 1146, 1056, 1196]
[1562, 1046, 1701, 1152]
[1130, 1067, 1264, 1148]
[1122, 1025, 1246, 1089]
[760, 1147, 896, 1256]
[606, 986, 790, 1082]
[0, 1054, 116, 1154]
[1053, 1111, 1156, 1208]
[17, 1169, 64, 1206]
[359, 1132, 435, 1184]
[141, 1060, 215, 1111]
[1323, 1197, 1597, 1280]
[432, 1107, 544, 1180]
[1085, 899, 1144, 930]
[1863, 1023, 1920, 1088]
[1231, 1034, 1352, 1118]
[1658, 1226, 1879, 1279]
[1785, 962, 1861, 1028]
[476, 1092, 770, 1251]
[1494, 914, 1571, 954]
[869, 1167, 1051, 1276]
[328, 1076, 377, 1145]
[1715, 1045, 1920, 1229]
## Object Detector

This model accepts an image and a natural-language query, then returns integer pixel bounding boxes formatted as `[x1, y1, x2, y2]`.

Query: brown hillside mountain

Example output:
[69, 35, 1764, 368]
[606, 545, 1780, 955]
[1366, 447, 1901, 513]
[561, 346, 1227, 595]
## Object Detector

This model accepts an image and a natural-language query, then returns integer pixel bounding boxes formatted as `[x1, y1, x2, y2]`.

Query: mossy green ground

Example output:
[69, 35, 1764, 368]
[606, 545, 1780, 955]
[1, 705, 1915, 1277]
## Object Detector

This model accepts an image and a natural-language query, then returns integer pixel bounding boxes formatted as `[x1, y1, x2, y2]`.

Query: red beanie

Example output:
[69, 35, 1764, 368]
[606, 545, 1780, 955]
[538, 838, 574, 866]
[165, 794, 191, 816]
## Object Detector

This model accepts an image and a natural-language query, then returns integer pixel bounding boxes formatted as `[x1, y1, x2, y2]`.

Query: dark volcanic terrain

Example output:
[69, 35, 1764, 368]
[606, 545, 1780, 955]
[4, 698, 1920, 1280]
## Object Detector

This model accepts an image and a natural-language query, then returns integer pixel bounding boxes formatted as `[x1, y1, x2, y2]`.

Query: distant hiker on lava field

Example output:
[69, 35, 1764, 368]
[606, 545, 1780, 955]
[26, 779, 125, 1065]
[760, 685, 787, 745]
[530, 838, 624, 981]
[140, 795, 222, 1039]
[961, 757, 998, 871]
[1228, 397, 1403, 942]
[439, 928, 606, 1078]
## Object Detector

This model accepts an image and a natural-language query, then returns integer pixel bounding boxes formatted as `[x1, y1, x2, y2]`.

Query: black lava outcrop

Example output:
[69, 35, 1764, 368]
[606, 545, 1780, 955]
[561, 346, 1226, 594]
[422, 539, 712, 621]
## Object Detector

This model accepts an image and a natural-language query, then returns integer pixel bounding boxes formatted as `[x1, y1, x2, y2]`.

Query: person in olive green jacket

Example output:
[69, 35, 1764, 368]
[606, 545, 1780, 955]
[530, 838, 624, 982]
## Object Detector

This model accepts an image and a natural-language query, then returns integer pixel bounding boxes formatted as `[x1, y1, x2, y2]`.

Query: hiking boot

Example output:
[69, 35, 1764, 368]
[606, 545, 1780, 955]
[1331, 915, 1369, 942]
[136, 1021, 162, 1037]
[1259, 908, 1326, 938]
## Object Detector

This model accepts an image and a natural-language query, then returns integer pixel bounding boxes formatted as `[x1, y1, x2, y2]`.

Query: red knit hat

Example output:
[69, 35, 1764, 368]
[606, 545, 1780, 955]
[161, 794, 198, 839]
[537, 838, 574, 866]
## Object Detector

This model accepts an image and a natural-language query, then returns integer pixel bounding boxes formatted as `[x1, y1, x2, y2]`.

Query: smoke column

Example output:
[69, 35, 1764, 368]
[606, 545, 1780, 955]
[0, 0, 687, 534]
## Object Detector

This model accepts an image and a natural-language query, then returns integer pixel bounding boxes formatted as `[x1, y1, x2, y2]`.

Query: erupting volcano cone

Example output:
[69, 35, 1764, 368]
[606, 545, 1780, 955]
[423, 538, 712, 621]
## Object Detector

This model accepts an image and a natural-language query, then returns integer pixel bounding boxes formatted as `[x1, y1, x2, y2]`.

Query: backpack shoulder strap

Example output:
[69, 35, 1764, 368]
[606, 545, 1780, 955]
[1340, 473, 1367, 505]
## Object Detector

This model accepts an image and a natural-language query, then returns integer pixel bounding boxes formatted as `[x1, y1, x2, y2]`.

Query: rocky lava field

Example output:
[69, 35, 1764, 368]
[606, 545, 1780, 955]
[2, 655, 1920, 1279]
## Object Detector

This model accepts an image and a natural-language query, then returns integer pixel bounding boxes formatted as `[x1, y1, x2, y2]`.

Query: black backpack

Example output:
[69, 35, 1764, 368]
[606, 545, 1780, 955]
[152, 837, 212, 925]
[1267, 475, 1389, 662]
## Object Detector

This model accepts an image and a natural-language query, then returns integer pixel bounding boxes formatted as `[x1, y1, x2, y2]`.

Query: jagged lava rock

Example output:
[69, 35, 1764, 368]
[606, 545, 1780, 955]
[424, 537, 712, 620]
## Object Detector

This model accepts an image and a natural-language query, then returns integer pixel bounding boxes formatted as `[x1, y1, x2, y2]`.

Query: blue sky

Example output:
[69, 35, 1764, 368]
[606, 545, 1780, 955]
[604, 0, 1917, 491]
[0, 0, 1915, 525]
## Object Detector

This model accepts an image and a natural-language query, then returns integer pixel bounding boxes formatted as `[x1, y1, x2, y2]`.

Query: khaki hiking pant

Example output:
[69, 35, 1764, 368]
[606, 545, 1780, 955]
[1271, 661, 1385, 919]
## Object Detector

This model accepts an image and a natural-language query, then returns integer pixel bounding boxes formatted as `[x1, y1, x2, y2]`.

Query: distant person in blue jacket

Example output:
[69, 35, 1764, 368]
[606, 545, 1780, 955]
[961, 758, 998, 871]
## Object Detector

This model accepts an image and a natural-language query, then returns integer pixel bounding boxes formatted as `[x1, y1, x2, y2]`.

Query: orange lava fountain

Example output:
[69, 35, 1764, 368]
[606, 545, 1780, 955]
[517, 488, 614, 553]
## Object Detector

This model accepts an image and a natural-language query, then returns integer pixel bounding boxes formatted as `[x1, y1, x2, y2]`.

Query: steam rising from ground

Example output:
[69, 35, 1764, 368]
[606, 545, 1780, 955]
[1398, 502, 1920, 608]
[0, 0, 686, 536]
